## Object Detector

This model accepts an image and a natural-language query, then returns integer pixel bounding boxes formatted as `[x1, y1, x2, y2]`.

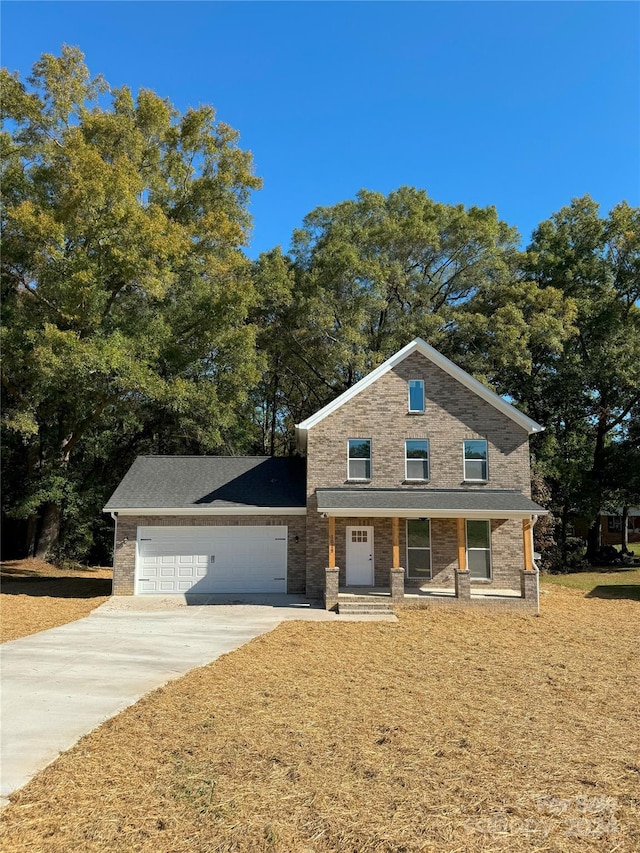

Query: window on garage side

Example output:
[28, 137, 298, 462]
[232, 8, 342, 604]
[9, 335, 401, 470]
[405, 439, 429, 480]
[406, 518, 431, 578]
[348, 438, 371, 480]
[466, 519, 492, 579]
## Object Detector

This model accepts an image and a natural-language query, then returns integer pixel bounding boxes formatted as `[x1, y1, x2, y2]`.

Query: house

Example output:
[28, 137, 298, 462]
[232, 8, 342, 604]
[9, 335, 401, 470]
[104, 338, 547, 610]
[599, 509, 640, 547]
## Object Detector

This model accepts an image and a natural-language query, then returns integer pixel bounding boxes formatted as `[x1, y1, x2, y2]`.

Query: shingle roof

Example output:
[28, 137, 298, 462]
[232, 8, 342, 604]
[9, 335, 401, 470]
[316, 488, 546, 516]
[104, 456, 306, 510]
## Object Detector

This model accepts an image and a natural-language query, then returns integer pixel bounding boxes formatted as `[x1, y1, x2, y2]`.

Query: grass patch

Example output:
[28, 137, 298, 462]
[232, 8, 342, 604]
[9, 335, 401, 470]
[1, 559, 112, 642]
[541, 568, 640, 599]
[1, 587, 638, 852]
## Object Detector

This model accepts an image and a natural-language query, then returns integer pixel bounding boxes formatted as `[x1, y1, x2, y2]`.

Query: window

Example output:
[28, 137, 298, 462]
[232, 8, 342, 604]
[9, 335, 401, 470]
[466, 520, 491, 579]
[406, 519, 431, 578]
[408, 379, 425, 413]
[463, 439, 488, 481]
[348, 439, 371, 480]
[405, 439, 429, 480]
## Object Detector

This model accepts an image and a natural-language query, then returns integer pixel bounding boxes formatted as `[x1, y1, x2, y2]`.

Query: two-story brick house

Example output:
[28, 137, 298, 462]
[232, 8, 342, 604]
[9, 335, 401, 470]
[105, 339, 546, 610]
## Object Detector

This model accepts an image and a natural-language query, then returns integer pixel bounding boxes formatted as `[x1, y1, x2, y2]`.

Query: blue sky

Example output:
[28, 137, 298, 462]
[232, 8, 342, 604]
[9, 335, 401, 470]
[2, 1, 638, 257]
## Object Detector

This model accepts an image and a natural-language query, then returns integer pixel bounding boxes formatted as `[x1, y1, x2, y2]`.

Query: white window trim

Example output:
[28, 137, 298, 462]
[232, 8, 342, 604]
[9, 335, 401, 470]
[406, 518, 432, 580]
[407, 379, 425, 413]
[347, 437, 372, 481]
[463, 439, 489, 482]
[405, 439, 430, 481]
[466, 519, 493, 581]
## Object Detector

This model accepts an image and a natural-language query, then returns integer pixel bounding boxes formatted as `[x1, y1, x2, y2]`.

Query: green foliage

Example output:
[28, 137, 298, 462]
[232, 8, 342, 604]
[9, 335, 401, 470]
[1, 47, 262, 560]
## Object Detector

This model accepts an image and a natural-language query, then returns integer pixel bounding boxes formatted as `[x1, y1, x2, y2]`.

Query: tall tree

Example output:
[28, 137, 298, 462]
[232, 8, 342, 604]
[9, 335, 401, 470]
[1, 47, 262, 560]
[520, 197, 640, 561]
[252, 188, 522, 452]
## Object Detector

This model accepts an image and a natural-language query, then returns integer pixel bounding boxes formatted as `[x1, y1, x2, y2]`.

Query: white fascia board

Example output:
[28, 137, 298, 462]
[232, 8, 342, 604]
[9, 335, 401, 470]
[104, 507, 307, 516]
[295, 337, 544, 435]
[319, 507, 548, 519]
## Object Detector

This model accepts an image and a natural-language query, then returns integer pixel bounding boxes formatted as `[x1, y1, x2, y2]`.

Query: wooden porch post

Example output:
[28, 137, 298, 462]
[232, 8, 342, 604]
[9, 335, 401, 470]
[328, 515, 336, 568]
[456, 517, 467, 571]
[392, 517, 400, 569]
[523, 518, 533, 571]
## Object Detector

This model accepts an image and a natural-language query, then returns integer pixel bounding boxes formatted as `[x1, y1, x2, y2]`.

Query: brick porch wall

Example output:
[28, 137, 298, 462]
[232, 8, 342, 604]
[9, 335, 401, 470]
[306, 514, 525, 596]
[112, 514, 307, 596]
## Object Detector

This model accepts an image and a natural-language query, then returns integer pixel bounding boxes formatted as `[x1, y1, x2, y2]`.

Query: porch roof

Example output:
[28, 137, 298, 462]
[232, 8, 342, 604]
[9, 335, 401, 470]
[315, 488, 548, 519]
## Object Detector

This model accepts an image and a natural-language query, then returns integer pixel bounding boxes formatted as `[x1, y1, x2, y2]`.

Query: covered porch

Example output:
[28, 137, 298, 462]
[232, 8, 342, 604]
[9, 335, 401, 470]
[316, 488, 546, 613]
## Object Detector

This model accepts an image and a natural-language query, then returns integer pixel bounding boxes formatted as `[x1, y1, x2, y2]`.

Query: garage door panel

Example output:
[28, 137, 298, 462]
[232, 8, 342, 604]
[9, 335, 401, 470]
[136, 526, 288, 594]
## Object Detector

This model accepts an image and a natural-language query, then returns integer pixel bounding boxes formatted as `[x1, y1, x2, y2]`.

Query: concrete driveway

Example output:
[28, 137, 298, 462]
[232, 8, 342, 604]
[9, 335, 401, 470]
[1, 595, 362, 805]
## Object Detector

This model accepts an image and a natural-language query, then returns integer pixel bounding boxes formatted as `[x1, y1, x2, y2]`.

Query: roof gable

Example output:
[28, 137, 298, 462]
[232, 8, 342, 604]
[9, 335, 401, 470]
[296, 338, 543, 436]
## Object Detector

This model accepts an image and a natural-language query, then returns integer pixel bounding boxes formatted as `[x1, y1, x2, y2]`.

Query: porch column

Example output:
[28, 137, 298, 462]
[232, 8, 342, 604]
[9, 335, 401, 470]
[392, 517, 400, 568]
[455, 517, 470, 600]
[456, 518, 467, 571]
[522, 518, 533, 571]
[328, 515, 336, 568]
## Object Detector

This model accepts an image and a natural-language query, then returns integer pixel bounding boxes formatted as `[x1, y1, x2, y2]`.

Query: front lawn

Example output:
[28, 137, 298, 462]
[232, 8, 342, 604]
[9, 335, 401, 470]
[1, 585, 638, 852]
[541, 567, 640, 600]
[0, 559, 112, 642]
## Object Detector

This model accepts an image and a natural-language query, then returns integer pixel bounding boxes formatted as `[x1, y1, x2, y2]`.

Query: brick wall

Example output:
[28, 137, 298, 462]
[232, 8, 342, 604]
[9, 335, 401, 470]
[305, 351, 531, 595]
[112, 514, 307, 595]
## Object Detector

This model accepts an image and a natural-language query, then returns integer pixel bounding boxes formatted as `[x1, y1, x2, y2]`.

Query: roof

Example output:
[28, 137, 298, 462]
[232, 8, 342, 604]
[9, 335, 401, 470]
[315, 488, 548, 519]
[296, 338, 544, 438]
[104, 456, 306, 512]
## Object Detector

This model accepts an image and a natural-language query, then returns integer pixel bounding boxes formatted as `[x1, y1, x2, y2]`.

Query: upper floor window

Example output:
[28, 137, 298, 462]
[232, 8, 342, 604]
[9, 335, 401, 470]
[348, 438, 371, 480]
[463, 439, 488, 481]
[405, 439, 430, 481]
[408, 380, 425, 413]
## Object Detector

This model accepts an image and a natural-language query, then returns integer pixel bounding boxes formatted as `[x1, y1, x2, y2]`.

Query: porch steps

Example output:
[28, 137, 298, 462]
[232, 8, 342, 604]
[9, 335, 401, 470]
[337, 599, 395, 616]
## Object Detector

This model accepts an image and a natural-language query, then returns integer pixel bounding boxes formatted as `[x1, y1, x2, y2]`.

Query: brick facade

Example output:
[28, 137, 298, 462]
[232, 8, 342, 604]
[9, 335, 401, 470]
[111, 350, 535, 603]
[112, 514, 306, 595]
[305, 352, 532, 597]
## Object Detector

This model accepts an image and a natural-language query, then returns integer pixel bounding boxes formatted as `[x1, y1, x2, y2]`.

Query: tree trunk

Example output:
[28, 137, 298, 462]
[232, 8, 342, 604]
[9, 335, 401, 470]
[560, 499, 570, 566]
[34, 502, 61, 561]
[586, 415, 608, 561]
[621, 505, 630, 554]
[26, 514, 37, 557]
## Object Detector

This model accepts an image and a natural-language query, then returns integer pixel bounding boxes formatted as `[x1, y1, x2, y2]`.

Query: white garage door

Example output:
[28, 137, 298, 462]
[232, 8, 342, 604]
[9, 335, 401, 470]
[136, 526, 287, 594]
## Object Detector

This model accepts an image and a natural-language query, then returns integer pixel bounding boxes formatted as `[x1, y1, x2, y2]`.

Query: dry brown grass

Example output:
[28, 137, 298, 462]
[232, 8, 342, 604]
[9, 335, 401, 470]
[1, 559, 112, 643]
[1, 585, 638, 852]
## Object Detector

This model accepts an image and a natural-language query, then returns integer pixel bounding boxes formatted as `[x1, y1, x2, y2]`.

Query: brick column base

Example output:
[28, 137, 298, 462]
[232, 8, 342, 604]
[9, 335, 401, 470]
[455, 570, 471, 600]
[325, 567, 340, 611]
[521, 569, 539, 612]
[389, 568, 405, 602]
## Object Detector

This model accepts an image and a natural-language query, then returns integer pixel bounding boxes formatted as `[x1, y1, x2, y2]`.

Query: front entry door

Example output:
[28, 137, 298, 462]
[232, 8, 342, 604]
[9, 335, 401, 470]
[346, 526, 374, 585]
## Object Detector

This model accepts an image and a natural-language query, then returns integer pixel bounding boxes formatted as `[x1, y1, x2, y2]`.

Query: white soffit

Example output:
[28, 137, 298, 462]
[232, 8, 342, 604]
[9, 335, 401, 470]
[107, 507, 307, 516]
[295, 338, 544, 435]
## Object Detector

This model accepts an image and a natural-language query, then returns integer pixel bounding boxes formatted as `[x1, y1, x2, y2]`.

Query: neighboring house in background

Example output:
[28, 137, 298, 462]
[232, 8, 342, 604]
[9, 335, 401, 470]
[600, 510, 640, 547]
[105, 339, 547, 612]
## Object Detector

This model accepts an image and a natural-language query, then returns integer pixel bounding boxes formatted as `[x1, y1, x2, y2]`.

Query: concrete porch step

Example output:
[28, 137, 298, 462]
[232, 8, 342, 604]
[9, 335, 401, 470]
[338, 600, 395, 615]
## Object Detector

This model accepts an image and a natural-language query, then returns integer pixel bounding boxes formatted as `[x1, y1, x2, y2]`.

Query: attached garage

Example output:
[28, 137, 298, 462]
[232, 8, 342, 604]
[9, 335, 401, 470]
[104, 456, 307, 596]
[137, 525, 288, 594]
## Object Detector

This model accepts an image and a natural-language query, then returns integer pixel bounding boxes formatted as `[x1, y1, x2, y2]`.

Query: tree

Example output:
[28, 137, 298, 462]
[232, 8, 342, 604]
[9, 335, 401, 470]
[251, 188, 525, 452]
[520, 197, 640, 561]
[1, 47, 262, 560]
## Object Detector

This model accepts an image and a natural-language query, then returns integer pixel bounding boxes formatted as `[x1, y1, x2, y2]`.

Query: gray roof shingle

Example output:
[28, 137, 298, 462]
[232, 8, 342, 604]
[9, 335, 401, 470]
[315, 488, 546, 514]
[104, 456, 306, 510]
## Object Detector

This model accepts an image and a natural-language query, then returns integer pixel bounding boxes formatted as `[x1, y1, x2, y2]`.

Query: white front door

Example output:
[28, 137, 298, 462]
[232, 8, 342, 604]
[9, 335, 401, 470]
[346, 526, 374, 585]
